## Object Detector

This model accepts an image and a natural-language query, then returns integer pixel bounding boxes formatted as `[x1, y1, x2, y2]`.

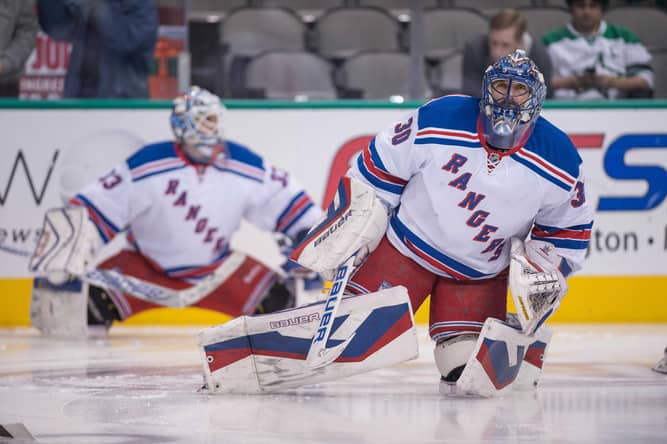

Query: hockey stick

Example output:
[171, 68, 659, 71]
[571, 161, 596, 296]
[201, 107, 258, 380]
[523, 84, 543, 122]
[82, 251, 246, 308]
[306, 252, 357, 368]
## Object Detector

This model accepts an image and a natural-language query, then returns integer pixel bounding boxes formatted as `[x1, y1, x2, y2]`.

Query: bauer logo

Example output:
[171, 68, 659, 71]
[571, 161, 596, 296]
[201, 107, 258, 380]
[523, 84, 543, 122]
[314, 265, 347, 342]
[314, 210, 351, 247]
[269, 312, 320, 329]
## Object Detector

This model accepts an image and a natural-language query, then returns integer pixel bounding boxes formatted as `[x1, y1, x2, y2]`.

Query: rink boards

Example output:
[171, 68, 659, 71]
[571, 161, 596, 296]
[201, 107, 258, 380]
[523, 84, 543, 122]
[2, 275, 666, 326]
[0, 100, 665, 325]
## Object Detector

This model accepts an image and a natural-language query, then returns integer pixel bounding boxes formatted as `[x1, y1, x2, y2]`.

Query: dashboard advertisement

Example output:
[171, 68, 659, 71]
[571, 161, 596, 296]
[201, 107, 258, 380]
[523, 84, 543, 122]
[0, 103, 665, 323]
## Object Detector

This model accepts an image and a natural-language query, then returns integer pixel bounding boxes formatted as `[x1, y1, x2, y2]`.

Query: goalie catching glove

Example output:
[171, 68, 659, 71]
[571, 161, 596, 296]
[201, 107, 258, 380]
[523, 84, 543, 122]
[29, 206, 102, 283]
[509, 237, 568, 335]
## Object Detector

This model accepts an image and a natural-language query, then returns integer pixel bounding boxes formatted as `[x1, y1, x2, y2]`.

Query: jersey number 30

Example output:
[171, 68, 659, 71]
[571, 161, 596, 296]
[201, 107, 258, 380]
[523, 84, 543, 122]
[99, 169, 122, 190]
[392, 117, 413, 145]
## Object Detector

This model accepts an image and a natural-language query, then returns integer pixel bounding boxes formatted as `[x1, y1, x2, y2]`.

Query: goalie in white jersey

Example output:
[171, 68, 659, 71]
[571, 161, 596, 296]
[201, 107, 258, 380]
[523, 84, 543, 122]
[29, 86, 322, 336]
[290, 50, 595, 395]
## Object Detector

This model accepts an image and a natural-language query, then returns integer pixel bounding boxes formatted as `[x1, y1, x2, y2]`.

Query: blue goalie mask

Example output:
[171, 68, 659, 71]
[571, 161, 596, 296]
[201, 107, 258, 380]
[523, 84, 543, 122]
[170, 86, 225, 162]
[480, 50, 546, 151]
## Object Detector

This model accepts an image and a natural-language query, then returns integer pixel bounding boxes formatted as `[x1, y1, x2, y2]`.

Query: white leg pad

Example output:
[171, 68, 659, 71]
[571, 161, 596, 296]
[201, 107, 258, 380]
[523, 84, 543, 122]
[453, 318, 536, 397]
[198, 286, 418, 393]
[30, 279, 89, 338]
[513, 325, 553, 390]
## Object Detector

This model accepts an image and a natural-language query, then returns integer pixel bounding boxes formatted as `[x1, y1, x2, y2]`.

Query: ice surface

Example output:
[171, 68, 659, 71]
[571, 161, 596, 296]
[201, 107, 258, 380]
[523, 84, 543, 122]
[1, 324, 665, 444]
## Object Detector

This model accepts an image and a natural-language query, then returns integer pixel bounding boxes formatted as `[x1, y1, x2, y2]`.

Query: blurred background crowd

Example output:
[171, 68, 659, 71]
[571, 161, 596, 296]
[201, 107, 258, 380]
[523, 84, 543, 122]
[1, 0, 665, 101]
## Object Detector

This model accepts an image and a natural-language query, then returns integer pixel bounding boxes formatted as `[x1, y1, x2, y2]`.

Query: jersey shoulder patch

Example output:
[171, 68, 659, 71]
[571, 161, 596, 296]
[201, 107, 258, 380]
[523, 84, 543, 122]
[418, 95, 479, 131]
[511, 117, 582, 192]
[415, 95, 482, 148]
[126, 141, 186, 181]
[213, 140, 266, 183]
[223, 140, 266, 171]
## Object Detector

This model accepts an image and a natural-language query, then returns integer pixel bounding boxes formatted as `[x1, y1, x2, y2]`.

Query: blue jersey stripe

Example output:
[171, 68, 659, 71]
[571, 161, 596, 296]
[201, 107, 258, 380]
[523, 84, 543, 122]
[368, 138, 388, 171]
[133, 165, 187, 182]
[414, 137, 482, 148]
[531, 236, 589, 250]
[357, 155, 404, 195]
[276, 191, 306, 225]
[523, 118, 581, 179]
[280, 202, 314, 234]
[213, 167, 263, 183]
[417, 95, 479, 133]
[510, 153, 572, 191]
[126, 141, 177, 170]
[74, 194, 121, 240]
[163, 246, 231, 275]
[225, 141, 265, 170]
[534, 221, 594, 232]
[390, 215, 488, 279]
[559, 257, 573, 277]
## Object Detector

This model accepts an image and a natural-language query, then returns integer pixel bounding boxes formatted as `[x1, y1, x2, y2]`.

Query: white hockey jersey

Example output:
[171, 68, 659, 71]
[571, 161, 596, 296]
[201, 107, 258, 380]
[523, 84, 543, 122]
[348, 95, 594, 280]
[71, 140, 321, 279]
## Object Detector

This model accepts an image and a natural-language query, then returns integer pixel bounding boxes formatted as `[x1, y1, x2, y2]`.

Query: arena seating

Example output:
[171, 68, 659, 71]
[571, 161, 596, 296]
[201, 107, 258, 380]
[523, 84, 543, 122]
[186, 0, 667, 99]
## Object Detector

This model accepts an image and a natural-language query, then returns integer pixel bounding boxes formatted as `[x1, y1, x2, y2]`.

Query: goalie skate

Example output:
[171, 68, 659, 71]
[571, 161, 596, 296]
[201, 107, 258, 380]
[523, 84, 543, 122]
[653, 348, 667, 374]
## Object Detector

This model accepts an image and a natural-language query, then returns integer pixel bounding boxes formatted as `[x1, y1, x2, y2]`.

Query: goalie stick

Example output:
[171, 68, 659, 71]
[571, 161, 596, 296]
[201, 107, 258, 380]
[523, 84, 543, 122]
[306, 253, 358, 368]
[82, 251, 246, 308]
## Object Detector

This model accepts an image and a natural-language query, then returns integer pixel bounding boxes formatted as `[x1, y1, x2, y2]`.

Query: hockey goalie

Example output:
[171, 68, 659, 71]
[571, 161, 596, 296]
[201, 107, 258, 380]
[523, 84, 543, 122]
[28, 86, 323, 337]
[197, 51, 594, 396]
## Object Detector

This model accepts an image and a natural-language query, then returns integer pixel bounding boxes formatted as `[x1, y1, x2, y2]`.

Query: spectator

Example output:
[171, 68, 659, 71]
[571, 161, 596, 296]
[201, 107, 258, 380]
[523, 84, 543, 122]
[462, 9, 553, 98]
[542, 0, 653, 99]
[37, 0, 158, 98]
[0, 0, 39, 97]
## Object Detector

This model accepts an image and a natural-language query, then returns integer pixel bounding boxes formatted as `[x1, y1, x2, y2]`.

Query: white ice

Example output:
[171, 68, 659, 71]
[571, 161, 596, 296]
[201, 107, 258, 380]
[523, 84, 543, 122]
[1, 324, 666, 444]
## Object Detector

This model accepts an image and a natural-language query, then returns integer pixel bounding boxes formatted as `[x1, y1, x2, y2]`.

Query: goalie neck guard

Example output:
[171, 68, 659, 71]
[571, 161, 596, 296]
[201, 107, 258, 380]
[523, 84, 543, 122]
[479, 49, 546, 152]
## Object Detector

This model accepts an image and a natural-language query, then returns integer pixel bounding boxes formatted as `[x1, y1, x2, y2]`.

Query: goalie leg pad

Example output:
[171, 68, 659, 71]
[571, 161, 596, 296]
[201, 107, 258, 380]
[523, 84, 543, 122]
[450, 318, 536, 397]
[513, 325, 553, 390]
[198, 285, 418, 393]
[31, 277, 89, 338]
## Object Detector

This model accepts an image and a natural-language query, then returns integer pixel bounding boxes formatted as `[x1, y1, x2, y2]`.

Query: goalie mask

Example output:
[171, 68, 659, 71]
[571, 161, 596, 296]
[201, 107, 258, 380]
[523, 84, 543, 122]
[170, 86, 225, 163]
[480, 50, 546, 151]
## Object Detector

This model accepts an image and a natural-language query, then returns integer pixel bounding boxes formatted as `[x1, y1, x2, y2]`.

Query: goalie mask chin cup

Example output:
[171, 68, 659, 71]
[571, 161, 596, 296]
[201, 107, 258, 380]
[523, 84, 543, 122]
[170, 86, 226, 163]
[479, 49, 546, 151]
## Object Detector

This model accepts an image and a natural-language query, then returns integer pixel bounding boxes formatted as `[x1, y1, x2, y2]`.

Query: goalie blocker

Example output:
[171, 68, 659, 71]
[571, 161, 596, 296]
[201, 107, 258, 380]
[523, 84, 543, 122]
[198, 286, 418, 393]
[290, 176, 389, 274]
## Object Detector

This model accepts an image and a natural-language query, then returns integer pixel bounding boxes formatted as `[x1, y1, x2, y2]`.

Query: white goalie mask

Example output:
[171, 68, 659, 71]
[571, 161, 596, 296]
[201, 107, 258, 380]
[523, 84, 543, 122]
[170, 86, 225, 163]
